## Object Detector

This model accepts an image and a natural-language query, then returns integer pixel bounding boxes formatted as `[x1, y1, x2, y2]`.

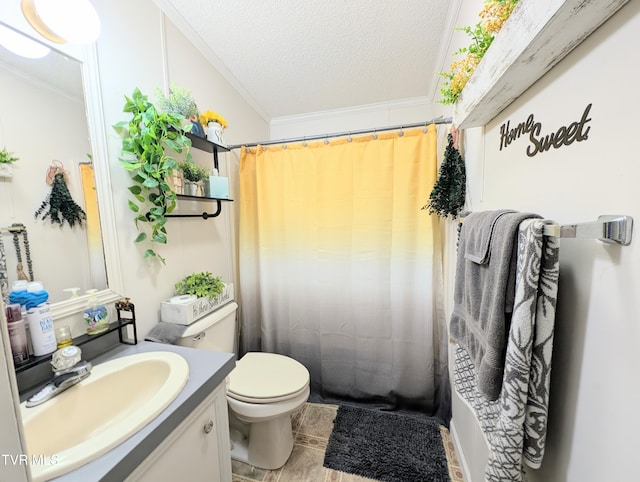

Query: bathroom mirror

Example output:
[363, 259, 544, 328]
[0, 22, 123, 318]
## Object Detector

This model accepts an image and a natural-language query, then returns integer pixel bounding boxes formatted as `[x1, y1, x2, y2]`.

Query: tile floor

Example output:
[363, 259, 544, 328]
[231, 402, 464, 482]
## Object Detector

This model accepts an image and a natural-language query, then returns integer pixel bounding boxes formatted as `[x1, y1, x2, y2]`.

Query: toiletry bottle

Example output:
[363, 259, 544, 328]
[25, 281, 57, 357]
[5, 304, 29, 365]
[9, 280, 31, 353]
[84, 289, 109, 335]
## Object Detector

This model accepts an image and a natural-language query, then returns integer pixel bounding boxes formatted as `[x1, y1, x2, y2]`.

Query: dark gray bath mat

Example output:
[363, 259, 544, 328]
[323, 404, 450, 482]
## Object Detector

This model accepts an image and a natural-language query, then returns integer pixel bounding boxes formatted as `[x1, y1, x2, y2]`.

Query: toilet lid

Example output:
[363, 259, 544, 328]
[228, 352, 309, 402]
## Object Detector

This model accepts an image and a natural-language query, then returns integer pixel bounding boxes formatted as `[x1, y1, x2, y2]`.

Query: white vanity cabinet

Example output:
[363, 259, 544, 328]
[126, 382, 232, 482]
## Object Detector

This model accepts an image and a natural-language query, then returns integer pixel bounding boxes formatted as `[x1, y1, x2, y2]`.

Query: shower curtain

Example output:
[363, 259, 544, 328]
[239, 125, 447, 414]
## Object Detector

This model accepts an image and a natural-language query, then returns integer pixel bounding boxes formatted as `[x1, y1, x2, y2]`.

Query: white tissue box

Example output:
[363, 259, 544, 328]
[160, 283, 234, 325]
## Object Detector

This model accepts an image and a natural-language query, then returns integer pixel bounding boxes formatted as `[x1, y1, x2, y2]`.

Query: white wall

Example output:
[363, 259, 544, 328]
[451, 3, 640, 481]
[92, 0, 269, 338]
[0, 0, 269, 469]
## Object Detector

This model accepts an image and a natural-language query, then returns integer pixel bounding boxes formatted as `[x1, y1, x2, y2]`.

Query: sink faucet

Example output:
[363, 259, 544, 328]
[25, 360, 92, 408]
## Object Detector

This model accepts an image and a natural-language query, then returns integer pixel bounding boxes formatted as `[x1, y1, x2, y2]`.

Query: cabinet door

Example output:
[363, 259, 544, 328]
[128, 385, 231, 482]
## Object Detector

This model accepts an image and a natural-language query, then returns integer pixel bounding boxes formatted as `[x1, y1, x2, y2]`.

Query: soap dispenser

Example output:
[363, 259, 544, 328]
[83, 289, 109, 335]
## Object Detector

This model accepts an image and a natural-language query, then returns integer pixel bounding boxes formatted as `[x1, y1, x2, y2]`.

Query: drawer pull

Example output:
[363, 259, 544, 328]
[204, 420, 214, 434]
[192, 332, 206, 342]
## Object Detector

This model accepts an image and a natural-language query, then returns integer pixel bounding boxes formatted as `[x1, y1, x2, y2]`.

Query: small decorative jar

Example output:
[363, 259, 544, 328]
[207, 122, 225, 144]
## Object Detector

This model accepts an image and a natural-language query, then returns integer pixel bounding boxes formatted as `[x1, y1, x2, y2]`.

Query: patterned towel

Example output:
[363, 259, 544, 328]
[453, 219, 560, 481]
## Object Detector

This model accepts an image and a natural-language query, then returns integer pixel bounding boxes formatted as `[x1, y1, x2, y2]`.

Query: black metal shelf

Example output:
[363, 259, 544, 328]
[176, 194, 233, 202]
[14, 319, 137, 374]
[172, 132, 233, 220]
[185, 132, 230, 154]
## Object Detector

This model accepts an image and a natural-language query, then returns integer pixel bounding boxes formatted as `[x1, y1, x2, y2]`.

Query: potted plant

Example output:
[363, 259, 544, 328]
[199, 110, 228, 144]
[113, 87, 193, 264]
[160, 271, 230, 325]
[175, 271, 225, 299]
[179, 160, 208, 196]
[0, 147, 19, 178]
[156, 83, 205, 137]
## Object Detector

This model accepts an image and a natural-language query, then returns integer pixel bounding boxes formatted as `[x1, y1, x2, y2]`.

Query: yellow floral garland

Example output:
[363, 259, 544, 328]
[439, 0, 519, 105]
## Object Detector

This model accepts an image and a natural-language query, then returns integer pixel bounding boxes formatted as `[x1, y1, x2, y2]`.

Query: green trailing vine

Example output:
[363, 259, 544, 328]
[175, 272, 225, 299]
[422, 133, 466, 219]
[113, 87, 193, 264]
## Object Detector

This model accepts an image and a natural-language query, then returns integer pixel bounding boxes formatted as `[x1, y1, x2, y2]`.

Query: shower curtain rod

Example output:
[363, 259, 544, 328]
[226, 116, 453, 150]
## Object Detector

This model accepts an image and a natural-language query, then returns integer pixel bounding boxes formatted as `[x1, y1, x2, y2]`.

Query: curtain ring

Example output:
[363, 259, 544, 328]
[398, 125, 404, 137]
[347, 132, 352, 142]
[372, 129, 377, 140]
[324, 136, 329, 145]
[422, 121, 428, 133]
[302, 136, 307, 147]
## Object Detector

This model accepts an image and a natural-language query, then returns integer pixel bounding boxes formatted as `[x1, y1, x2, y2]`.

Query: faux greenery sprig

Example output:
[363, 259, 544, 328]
[175, 272, 225, 299]
[422, 133, 466, 219]
[0, 147, 19, 164]
[35, 172, 87, 227]
[439, 0, 519, 105]
[113, 87, 193, 264]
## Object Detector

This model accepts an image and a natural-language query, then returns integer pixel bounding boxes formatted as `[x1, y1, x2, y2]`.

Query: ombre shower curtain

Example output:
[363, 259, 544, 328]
[238, 125, 448, 415]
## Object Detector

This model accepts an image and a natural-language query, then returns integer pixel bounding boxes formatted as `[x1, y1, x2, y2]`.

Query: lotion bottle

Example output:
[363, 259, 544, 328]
[26, 282, 57, 356]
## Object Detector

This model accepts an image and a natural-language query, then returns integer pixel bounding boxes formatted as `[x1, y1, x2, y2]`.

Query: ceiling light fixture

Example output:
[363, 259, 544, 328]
[0, 24, 51, 58]
[21, 0, 101, 44]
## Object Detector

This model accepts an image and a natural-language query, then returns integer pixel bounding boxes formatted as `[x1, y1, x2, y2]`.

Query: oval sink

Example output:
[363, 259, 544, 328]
[20, 351, 189, 482]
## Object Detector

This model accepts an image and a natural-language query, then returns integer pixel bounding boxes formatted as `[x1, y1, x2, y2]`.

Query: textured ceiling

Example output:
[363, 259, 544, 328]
[159, 0, 459, 120]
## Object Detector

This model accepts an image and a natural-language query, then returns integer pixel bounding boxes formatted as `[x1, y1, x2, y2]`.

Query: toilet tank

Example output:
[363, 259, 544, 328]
[176, 301, 238, 353]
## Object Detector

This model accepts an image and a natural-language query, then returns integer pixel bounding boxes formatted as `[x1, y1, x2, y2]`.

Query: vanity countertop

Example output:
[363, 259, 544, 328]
[49, 341, 235, 482]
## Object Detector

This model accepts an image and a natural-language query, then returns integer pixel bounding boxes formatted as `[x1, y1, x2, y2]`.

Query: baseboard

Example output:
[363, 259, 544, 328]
[450, 419, 473, 482]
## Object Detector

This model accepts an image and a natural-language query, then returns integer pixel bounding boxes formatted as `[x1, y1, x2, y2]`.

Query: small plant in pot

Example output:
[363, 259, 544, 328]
[175, 272, 225, 299]
[179, 161, 208, 196]
[155, 83, 205, 137]
[0, 147, 19, 178]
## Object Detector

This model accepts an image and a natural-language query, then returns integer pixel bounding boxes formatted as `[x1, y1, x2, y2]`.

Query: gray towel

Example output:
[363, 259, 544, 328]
[145, 322, 187, 345]
[453, 219, 560, 481]
[450, 210, 541, 400]
[463, 210, 515, 264]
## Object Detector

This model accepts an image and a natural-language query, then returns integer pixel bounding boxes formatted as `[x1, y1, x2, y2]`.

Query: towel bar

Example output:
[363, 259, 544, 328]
[543, 215, 633, 245]
[458, 213, 633, 246]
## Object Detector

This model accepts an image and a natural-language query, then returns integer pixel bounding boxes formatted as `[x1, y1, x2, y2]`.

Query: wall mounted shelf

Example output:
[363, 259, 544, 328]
[169, 133, 233, 219]
[453, 0, 629, 129]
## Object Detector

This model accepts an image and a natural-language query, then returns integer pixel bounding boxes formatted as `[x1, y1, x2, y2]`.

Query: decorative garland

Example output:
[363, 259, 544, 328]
[439, 0, 519, 105]
[422, 133, 466, 219]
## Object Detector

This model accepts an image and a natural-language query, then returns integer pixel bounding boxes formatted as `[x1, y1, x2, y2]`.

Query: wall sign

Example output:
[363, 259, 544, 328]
[499, 103, 592, 157]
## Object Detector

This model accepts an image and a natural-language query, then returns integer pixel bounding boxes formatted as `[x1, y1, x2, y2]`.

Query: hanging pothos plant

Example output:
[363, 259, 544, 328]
[113, 87, 193, 264]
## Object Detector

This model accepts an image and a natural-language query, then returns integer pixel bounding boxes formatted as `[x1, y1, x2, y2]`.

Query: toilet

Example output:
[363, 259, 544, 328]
[176, 301, 310, 469]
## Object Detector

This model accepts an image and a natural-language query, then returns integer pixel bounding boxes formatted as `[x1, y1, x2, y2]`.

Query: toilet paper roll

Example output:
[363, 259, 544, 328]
[169, 295, 197, 304]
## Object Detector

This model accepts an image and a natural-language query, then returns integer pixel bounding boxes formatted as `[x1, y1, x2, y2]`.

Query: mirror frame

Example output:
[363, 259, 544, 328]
[48, 43, 123, 319]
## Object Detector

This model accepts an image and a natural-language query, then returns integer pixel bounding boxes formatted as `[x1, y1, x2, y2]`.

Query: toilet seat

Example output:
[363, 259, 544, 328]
[227, 352, 310, 404]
